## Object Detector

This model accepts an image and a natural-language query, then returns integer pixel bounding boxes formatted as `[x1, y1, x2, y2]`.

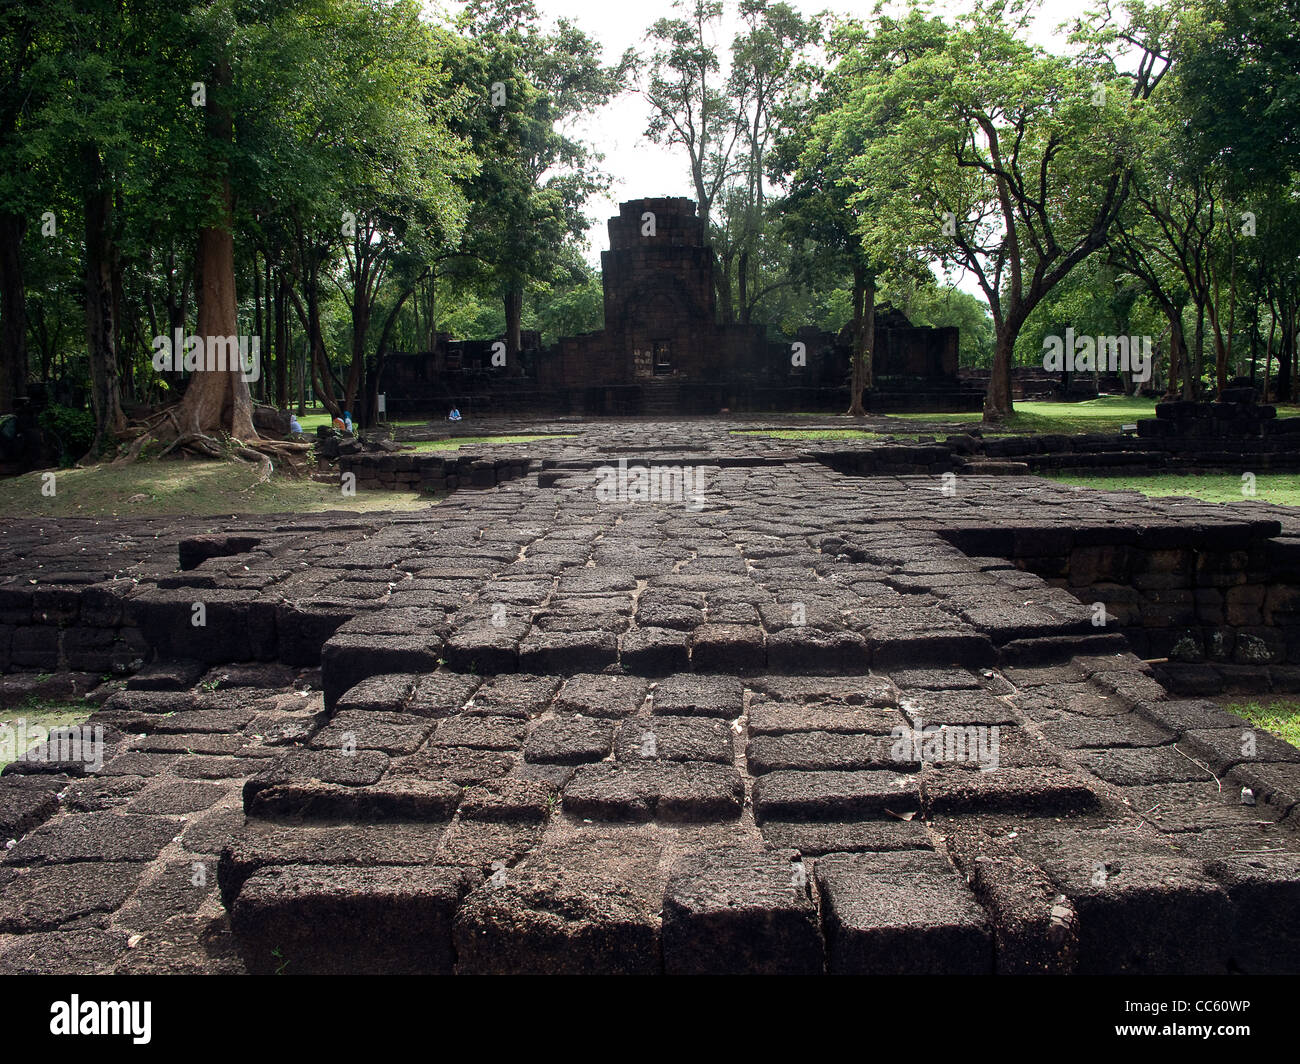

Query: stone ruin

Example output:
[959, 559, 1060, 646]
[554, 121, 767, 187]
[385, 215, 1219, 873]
[378, 197, 974, 417]
[2, 419, 1300, 975]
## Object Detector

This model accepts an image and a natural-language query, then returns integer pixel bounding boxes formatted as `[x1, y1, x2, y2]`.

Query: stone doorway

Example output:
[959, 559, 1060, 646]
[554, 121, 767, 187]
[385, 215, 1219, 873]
[653, 341, 672, 376]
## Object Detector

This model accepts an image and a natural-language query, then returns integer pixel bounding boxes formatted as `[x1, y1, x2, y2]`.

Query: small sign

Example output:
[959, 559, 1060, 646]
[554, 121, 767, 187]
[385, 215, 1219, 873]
[377, 393, 386, 413]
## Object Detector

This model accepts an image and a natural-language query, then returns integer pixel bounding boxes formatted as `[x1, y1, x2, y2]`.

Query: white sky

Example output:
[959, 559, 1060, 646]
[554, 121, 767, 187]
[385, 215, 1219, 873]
[433, 1, 1102, 282]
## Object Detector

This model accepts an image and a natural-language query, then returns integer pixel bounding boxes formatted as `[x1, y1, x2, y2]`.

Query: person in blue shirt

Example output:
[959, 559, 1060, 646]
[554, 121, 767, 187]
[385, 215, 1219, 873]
[448, 407, 462, 422]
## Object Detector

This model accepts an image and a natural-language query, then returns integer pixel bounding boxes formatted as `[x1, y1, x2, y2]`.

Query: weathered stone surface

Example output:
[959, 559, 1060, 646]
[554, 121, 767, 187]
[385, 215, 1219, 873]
[246, 778, 462, 820]
[0, 775, 64, 840]
[553, 674, 648, 719]
[453, 868, 659, 975]
[524, 715, 614, 765]
[0, 862, 145, 932]
[1078, 745, 1213, 786]
[651, 674, 744, 717]
[616, 716, 733, 764]
[242, 749, 389, 808]
[0, 928, 129, 974]
[752, 770, 919, 822]
[5, 811, 180, 865]
[126, 780, 230, 816]
[232, 863, 475, 974]
[759, 818, 934, 856]
[747, 700, 904, 736]
[458, 776, 555, 822]
[814, 854, 993, 974]
[921, 766, 1100, 816]
[429, 714, 526, 751]
[4, 425, 1300, 975]
[1035, 853, 1232, 974]
[747, 731, 898, 774]
[1203, 852, 1300, 974]
[662, 850, 823, 974]
[563, 762, 744, 821]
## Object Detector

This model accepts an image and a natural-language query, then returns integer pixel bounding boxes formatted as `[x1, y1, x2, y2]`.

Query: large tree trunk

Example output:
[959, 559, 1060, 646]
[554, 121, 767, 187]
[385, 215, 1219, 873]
[1165, 309, 1192, 400]
[737, 247, 750, 326]
[1193, 302, 1205, 392]
[177, 58, 256, 442]
[346, 287, 370, 425]
[84, 147, 126, 458]
[504, 284, 524, 376]
[0, 211, 27, 415]
[178, 199, 256, 440]
[275, 271, 288, 408]
[984, 327, 1016, 421]
[1279, 301, 1295, 403]
[846, 266, 874, 417]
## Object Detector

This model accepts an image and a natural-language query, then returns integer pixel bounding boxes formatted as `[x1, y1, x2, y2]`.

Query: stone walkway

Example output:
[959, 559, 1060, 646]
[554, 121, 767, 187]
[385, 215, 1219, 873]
[2, 421, 1299, 973]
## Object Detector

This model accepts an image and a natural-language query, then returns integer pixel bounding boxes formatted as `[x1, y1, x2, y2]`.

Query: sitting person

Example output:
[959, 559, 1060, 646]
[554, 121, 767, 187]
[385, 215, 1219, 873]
[448, 407, 462, 422]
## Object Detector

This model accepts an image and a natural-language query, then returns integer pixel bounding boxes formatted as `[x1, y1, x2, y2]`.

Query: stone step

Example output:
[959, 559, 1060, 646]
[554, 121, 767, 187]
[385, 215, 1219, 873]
[219, 836, 1300, 974]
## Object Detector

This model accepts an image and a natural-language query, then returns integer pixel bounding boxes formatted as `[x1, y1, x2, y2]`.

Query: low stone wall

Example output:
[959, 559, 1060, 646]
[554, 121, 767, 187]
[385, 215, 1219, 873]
[333, 452, 535, 493]
[824, 427, 1300, 476]
[946, 523, 1300, 695]
[0, 579, 150, 677]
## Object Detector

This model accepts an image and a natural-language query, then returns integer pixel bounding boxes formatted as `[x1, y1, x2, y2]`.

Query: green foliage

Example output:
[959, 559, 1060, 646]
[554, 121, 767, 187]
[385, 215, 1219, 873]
[37, 404, 94, 464]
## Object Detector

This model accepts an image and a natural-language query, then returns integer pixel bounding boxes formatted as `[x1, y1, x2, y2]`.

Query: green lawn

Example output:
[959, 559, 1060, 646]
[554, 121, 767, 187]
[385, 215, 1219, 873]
[1045, 472, 1300, 507]
[885, 396, 1157, 435]
[299, 413, 430, 432]
[296, 410, 333, 432]
[731, 428, 885, 441]
[0, 699, 92, 772]
[0, 459, 433, 517]
[1226, 699, 1300, 749]
[406, 433, 575, 452]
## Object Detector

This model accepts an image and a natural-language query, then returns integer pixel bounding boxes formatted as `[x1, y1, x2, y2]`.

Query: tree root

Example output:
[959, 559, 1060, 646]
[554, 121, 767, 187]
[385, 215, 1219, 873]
[233, 445, 274, 485]
[110, 412, 314, 484]
[157, 432, 226, 460]
[242, 439, 312, 478]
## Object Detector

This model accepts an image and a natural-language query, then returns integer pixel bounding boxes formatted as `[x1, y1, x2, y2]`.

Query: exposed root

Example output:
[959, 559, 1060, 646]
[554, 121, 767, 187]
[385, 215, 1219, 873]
[156, 432, 226, 460]
[243, 439, 313, 478]
[111, 410, 314, 483]
[233, 445, 274, 485]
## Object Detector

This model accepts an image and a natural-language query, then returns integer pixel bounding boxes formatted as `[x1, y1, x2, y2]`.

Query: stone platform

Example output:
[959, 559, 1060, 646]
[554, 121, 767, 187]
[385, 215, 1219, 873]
[2, 420, 1299, 974]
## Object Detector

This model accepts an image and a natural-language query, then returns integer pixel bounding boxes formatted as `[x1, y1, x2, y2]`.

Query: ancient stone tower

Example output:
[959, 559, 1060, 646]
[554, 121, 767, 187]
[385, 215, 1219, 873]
[601, 197, 717, 379]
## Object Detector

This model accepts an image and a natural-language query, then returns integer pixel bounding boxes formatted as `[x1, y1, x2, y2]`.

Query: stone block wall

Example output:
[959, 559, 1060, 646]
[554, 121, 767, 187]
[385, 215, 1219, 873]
[333, 452, 535, 493]
[0, 580, 150, 677]
[950, 526, 1300, 694]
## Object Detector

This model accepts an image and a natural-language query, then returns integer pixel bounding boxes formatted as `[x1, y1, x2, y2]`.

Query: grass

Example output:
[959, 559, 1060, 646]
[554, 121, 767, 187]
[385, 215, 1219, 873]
[0, 698, 92, 772]
[1044, 472, 1300, 507]
[405, 433, 575, 452]
[730, 428, 885, 441]
[884, 395, 1157, 435]
[0, 459, 432, 518]
[1226, 699, 1300, 749]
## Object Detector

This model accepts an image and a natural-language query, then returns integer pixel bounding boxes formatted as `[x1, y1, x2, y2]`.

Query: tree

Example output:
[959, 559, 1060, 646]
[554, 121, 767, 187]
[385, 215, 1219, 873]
[831, 1, 1168, 421]
[639, 0, 740, 233]
[456, 0, 625, 365]
[772, 60, 882, 417]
